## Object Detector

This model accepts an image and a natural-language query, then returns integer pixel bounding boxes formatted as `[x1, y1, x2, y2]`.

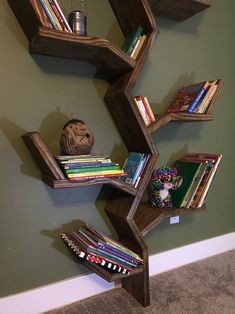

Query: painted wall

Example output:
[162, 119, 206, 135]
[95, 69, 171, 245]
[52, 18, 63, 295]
[0, 0, 234, 298]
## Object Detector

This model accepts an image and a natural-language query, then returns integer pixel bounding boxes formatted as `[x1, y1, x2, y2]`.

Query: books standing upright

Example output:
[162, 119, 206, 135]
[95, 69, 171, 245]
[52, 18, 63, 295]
[168, 81, 209, 113]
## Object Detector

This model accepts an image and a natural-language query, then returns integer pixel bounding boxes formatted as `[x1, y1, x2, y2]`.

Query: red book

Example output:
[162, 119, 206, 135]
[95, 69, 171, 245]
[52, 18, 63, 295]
[168, 81, 209, 113]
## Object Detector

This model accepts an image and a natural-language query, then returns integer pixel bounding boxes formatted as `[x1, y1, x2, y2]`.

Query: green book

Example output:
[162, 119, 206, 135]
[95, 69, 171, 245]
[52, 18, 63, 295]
[171, 160, 202, 207]
[122, 26, 144, 55]
[64, 164, 120, 174]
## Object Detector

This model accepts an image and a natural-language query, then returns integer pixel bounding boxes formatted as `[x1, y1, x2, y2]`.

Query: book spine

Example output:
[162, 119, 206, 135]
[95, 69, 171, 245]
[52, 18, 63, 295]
[133, 97, 151, 125]
[61, 233, 130, 274]
[188, 81, 210, 113]
[183, 163, 208, 208]
[71, 232, 133, 270]
[52, 0, 72, 32]
[66, 169, 125, 178]
[39, 0, 59, 29]
[64, 164, 120, 174]
[48, 0, 68, 31]
[68, 172, 126, 181]
[131, 34, 147, 59]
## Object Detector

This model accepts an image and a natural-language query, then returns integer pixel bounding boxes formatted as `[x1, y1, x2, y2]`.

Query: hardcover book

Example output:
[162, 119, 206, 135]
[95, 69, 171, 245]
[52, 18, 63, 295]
[122, 26, 144, 55]
[121, 152, 146, 185]
[170, 159, 203, 207]
[168, 81, 209, 113]
[182, 153, 222, 207]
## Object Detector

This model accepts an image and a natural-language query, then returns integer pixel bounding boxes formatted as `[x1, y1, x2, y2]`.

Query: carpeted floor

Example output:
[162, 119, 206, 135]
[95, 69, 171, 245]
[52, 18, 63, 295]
[45, 250, 235, 314]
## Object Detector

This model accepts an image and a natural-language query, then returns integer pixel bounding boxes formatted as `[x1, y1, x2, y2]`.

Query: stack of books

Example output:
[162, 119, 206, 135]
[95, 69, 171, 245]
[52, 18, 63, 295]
[55, 154, 126, 181]
[121, 152, 150, 188]
[170, 153, 222, 208]
[168, 80, 220, 114]
[61, 223, 144, 275]
[122, 26, 147, 59]
[38, 0, 72, 32]
[133, 95, 156, 126]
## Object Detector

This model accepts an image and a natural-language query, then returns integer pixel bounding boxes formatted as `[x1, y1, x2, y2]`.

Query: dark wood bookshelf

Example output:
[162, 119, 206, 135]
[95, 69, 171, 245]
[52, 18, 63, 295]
[149, 0, 212, 21]
[134, 202, 206, 236]
[83, 260, 144, 282]
[9, 0, 218, 308]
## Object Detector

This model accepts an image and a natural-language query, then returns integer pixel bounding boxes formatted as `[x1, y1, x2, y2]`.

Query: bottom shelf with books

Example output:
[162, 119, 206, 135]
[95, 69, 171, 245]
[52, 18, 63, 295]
[134, 202, 206, 237]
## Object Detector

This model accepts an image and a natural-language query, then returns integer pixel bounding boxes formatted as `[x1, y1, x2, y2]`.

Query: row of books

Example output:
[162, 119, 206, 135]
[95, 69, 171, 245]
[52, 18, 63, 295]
[55, 154, 126, 181]
[171, 152, 222, 208]
[61, 223, 144, 275]
[38, 0, 72, 32]
[168, 79, 220, 114]
[121, 152, 150, 188]
[122, 26, 147, 59]
[133, 95, 156, 126]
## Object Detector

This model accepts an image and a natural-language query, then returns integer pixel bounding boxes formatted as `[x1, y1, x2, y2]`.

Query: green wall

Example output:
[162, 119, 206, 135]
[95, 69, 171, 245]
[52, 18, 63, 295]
[0, 0, 234, 298]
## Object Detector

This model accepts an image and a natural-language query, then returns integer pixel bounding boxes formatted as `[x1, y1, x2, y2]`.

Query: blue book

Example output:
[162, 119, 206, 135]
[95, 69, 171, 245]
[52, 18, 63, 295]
[39, 0, 59, 30]
[121, 152, 146, 185]
[187, 81, 210, 112]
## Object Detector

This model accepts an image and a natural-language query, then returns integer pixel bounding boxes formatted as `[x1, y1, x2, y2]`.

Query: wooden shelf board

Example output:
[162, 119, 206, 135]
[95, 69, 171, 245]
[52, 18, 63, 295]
[148, 112, 213, 133]
[134, 201, 206, 236]
[29, 27, 135, 80]
[42, 173, 137, 196]
[83, 260, 144, 282]
[149, 0, 212, 21]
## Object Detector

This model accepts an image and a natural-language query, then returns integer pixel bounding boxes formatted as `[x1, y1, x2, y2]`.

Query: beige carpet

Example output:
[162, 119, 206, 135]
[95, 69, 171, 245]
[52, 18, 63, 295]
[45, 250, 235, 314]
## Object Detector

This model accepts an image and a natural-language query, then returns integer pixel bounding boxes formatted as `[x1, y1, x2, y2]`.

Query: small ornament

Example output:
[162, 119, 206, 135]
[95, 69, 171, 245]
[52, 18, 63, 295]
[60, 118, 94, 155]
[149, 167, 182, 208]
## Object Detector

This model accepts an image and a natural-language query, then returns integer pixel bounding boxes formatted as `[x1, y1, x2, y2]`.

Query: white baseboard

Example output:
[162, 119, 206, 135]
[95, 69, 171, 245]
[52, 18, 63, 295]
[0, 232, 234, 314]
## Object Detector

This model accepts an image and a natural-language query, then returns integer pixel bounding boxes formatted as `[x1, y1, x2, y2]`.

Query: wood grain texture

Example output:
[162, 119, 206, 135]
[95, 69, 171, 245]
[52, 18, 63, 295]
[10, 0, 217, 307]
[134, 201, 206, 236]
[149, 0, 212, 21]
[42, 174, 138, 196]
[22, 132, 65, 180]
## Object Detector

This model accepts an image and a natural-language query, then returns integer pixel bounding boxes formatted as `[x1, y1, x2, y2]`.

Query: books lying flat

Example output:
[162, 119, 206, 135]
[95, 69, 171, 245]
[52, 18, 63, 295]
[61, 224, 144, 275]
[55, 154, 125, 180]
[61, 233, 130, 275]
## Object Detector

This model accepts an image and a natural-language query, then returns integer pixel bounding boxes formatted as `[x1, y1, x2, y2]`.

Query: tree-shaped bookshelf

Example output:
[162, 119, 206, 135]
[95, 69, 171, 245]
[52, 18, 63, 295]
[8, 0, 219, 307]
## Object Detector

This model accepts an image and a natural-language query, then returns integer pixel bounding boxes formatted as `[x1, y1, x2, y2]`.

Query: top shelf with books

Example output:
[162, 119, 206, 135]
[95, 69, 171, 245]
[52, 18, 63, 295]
[7, 0, 158, 80]
[147, 79, 223, 133]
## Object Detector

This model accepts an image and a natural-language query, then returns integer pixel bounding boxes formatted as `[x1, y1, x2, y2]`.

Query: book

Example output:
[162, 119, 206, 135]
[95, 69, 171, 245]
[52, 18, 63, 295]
[39, 0, 63, 30]
[39, 0, 60, 30]
[195, 80, 218, 113]
[31, 0, 53, 28]
[182, 153, 222, 207]
[168, 81, 209, 113]
[66, 169, 125, 178]
[181, 161, 208, 208]
[49, 0, 72, 32]
[121, 152, 146, 185]
[133, 97, 151, 125]
[170, 159, 204, 207]
[64, 164, 120, 174]
[61, 233, 130, 274]
[83, 224, 143, 262]
[135, 95, 155, 123]
[122, 26, 144, 55]
[187, 81, 210, 112]
[130, 34, 147, 59]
